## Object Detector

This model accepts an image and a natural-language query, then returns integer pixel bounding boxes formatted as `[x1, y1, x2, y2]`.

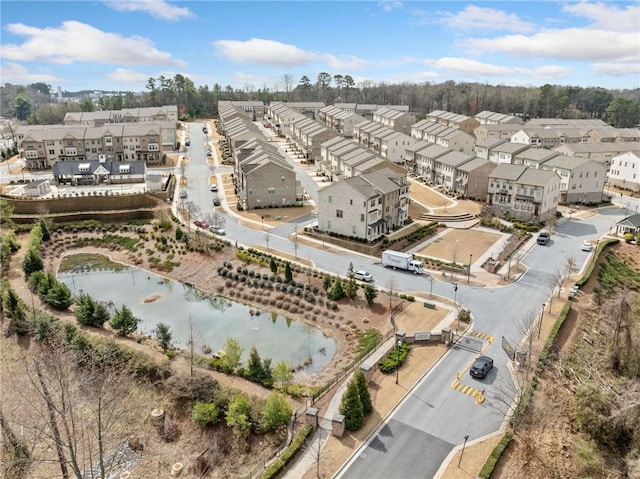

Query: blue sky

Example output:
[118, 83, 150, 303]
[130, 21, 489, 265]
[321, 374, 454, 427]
[1, 1, 639, 93]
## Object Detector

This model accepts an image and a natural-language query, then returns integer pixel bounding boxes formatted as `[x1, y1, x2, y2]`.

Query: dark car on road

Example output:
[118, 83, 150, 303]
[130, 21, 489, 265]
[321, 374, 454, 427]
[537, 232, 551, 245]
[212, 198, 220, 206]
[470, 356, 494, 379]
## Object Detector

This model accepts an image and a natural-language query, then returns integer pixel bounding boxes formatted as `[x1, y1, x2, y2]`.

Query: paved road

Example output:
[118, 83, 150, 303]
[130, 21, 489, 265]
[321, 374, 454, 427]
[335, 206, 624, 479]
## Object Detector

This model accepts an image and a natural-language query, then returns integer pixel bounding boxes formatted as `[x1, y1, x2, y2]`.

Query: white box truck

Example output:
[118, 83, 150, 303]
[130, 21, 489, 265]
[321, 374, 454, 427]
[381, 250, 425, 274]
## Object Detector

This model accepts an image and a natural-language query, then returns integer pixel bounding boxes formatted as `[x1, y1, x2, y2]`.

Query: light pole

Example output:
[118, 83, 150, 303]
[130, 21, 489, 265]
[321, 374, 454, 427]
[538, 303, 546, 339]
[458, 435, 470, 467]
[467, 254, 473, 284]
[395, 339, 403, 385]
[429, 275, 433, 298]
[453, 283, 458, 307]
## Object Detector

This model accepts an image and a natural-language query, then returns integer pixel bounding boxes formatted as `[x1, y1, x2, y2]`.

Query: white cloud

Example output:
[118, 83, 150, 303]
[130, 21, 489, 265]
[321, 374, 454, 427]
[1, 21, 186, 67]
[513, 65, 573, 81]
[465, 29, 639, 63]
[592, 62, 640, 77]
[378, 1, 403, 13]
[435, 5, 536, 32]
[103, 0, 193, 20]
[0, 61, 63, 83]
[563, 2, 640, 32]
[213, 38, 369, 71]
[426, 57, 512, 76]
[214, 38, 320, 67]
[107, 68, 151, 84]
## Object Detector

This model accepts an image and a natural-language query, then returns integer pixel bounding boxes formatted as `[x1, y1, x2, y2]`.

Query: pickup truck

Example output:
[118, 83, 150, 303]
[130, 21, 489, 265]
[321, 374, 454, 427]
[537, 232, 551, 245]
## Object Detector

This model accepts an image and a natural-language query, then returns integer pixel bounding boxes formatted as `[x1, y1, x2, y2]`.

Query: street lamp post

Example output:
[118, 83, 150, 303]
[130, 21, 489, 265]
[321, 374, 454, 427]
[538, 303, 546, 339]
[458, 435, 470, 467]
[429, 275, 433, 298]
[453, 283, 458, 307]
[395, 339, 403, 385]
[467, 254, 473, 284]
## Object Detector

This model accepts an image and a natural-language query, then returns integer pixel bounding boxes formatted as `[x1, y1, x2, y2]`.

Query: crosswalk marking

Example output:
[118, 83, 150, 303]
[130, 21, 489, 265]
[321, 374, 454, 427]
[451, 379, 483, 400]
[467, 330, 494, 343]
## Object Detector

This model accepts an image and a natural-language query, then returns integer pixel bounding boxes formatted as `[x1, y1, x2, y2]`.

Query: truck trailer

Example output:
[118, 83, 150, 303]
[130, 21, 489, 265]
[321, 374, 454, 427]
[381, 250, 425, 274]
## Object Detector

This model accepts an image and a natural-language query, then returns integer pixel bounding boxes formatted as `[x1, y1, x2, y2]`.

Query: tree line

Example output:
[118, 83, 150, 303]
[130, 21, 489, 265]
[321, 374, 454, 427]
[2, 73, 639, 127]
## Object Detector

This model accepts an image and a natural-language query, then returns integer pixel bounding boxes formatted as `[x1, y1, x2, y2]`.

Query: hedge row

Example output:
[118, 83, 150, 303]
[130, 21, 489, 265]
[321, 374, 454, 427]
[574, 238, 620, 287]
[259, 424, 313, 479]
[478, 431, 513, 479]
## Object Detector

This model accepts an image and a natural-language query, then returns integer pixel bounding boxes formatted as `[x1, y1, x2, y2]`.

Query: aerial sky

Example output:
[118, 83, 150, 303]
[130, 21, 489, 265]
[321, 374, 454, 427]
[1, 1, 639, 93]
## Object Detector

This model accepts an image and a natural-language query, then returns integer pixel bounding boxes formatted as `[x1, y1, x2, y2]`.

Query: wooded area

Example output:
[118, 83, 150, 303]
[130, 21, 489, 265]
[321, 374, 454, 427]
[2, 72, 639, 127]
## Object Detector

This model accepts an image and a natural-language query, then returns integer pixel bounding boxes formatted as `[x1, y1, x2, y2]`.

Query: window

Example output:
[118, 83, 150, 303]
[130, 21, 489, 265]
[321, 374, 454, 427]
[336, 209, 343, 218]
[352, 225, 357, 235]
[360, 214, 364, 222]
[268, 187, 275, 194]
[328, 195, 332, 204]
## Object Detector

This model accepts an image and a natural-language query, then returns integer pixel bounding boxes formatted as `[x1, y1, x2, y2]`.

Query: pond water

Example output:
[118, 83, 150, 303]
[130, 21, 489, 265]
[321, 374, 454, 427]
[58, 255, 336, 373]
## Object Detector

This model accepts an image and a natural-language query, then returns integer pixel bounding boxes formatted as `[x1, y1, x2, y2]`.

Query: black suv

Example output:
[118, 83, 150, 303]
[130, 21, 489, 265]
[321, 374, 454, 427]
[537, 232, 551, 245]
[470, 356, 494, 379]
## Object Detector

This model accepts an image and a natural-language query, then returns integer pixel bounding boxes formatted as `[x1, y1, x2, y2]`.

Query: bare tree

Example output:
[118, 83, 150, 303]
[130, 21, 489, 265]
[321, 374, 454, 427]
[280, 74, 295, 100]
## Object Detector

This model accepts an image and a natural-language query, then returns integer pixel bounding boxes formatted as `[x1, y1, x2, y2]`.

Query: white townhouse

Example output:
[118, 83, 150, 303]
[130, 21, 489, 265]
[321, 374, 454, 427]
[541, 156, 607, 203]
[377, 131, 418, 165]
[424, 110, 480, 134]
[474, 124, 524, 143]
[317, 167, 409, 241]
[475, 139, 507, 161]
[404, 140, 432, 174]
[487, 164, 561, 223]
[511, 127, 588, 149]
[512, 148, 560, 170]
[474, 111, 523, 126]
[371, 107, 416, 135]
[413, 144, 450, 180]
[434, 128, 476, 155]
[487, 142, 530, 165]
[432, 151, 476, 191]
[608, 151, 640, 193]
[552, 142, 640, 169]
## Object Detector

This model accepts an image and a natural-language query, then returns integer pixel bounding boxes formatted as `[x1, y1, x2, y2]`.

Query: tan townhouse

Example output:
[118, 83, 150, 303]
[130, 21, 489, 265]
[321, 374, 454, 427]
[540, 156, 607, 203]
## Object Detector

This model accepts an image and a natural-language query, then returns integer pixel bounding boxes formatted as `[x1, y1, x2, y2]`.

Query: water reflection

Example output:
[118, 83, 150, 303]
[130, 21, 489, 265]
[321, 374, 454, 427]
[58, 256, 336, 373]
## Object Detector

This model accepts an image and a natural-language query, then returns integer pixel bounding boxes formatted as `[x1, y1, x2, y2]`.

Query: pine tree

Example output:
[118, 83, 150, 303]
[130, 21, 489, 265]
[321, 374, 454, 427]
[155, 322, 172, 352]
[270, 257, 278, 274]
[339, 378, 364, 431]
[22, 247, 43, 279]
[284, 262, 293, 283]
[109, 305, 140, 337]
[322, 274, 332, 291]
[330, 277, 345, 301]
[364, 284, 378, 306]
[354, 369, 373, 416]
[245, 345, 266, 383]
[344, 263, 358, 299]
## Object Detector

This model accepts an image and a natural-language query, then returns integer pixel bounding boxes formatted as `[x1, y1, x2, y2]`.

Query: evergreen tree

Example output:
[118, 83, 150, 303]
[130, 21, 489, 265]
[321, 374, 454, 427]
[45, 282, 73, 311]
[109, 305, 140, 337]
[273, 361, 293, 389]
[192, 401, 220, 428]
[322, 274, 332, 291]
[344, 262, 358, 299]
[22, 247, 43, 279]
[39, 218, 51, 241]
[339, 378, 364, 431]
[330, 277, 345, 301]
[270, 257, 278, 274]
[3, 287, 28, 335]
[155, 322, 172, 352]
[73, 293, 110, 327]
[245, 345, 266, 383]
[284, 262, 293, 283]
[261, 392, 292, 432]
[226, 394, 253, 438]
[364, 284, 378, 306]
[221, 337, 243, 374]
[354, 369, 373, 416]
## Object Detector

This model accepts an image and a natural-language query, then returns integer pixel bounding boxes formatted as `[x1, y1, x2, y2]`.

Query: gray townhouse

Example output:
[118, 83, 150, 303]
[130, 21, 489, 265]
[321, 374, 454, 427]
[218, 100, 265, 121]
[317, 167, 409, 241]
[474, 139, 507, 161]
[317, 105, 366, 137]
[487, 142, 530, 164]
[404, 140, 432, 175]
[434, 128, 476, 154]
[320, 137, 361, 180]
[17, 122, 172, 169]
[455, 158, 496, 201]
[424, 110, 480, 135]
[474, 111, 523, 126]
[413, 144, 450, 180]
[289, 116, 339, 163]
[553, 142, 640, 169]
[371, 107, 416, 135]
[473, 124, 524, 143]
[512, 148, 560, 169]
[487, 164, 561, 223]
[63, 105, 178, 126]
[510, 127, 589, 148]
[432, 150, 476, 192]
[236, 145, 301, 210]
[540, 156, 607, 203]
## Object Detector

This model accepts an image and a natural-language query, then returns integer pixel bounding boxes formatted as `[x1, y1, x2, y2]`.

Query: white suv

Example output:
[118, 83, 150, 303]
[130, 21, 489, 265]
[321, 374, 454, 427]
[354, 270, 373, 282]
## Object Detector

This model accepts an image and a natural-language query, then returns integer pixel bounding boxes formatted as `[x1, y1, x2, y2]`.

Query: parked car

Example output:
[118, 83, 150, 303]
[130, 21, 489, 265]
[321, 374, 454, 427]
[209, 225, 225, 235]
[470, 356, 494, 379]
[194, 220, 209, 229]
[185, 139, 190, 146]
[212, 198, 220, 206]
[179, 190, 187, 199]
[353, 270, 373, 282]
[580, 241, 594, 252]
[210, 185, 218, 192]
[537, 232, 551, 245]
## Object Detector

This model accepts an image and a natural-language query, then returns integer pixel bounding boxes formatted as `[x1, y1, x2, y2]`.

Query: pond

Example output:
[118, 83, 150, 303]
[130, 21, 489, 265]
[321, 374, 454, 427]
[58, 254, 336, 373]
